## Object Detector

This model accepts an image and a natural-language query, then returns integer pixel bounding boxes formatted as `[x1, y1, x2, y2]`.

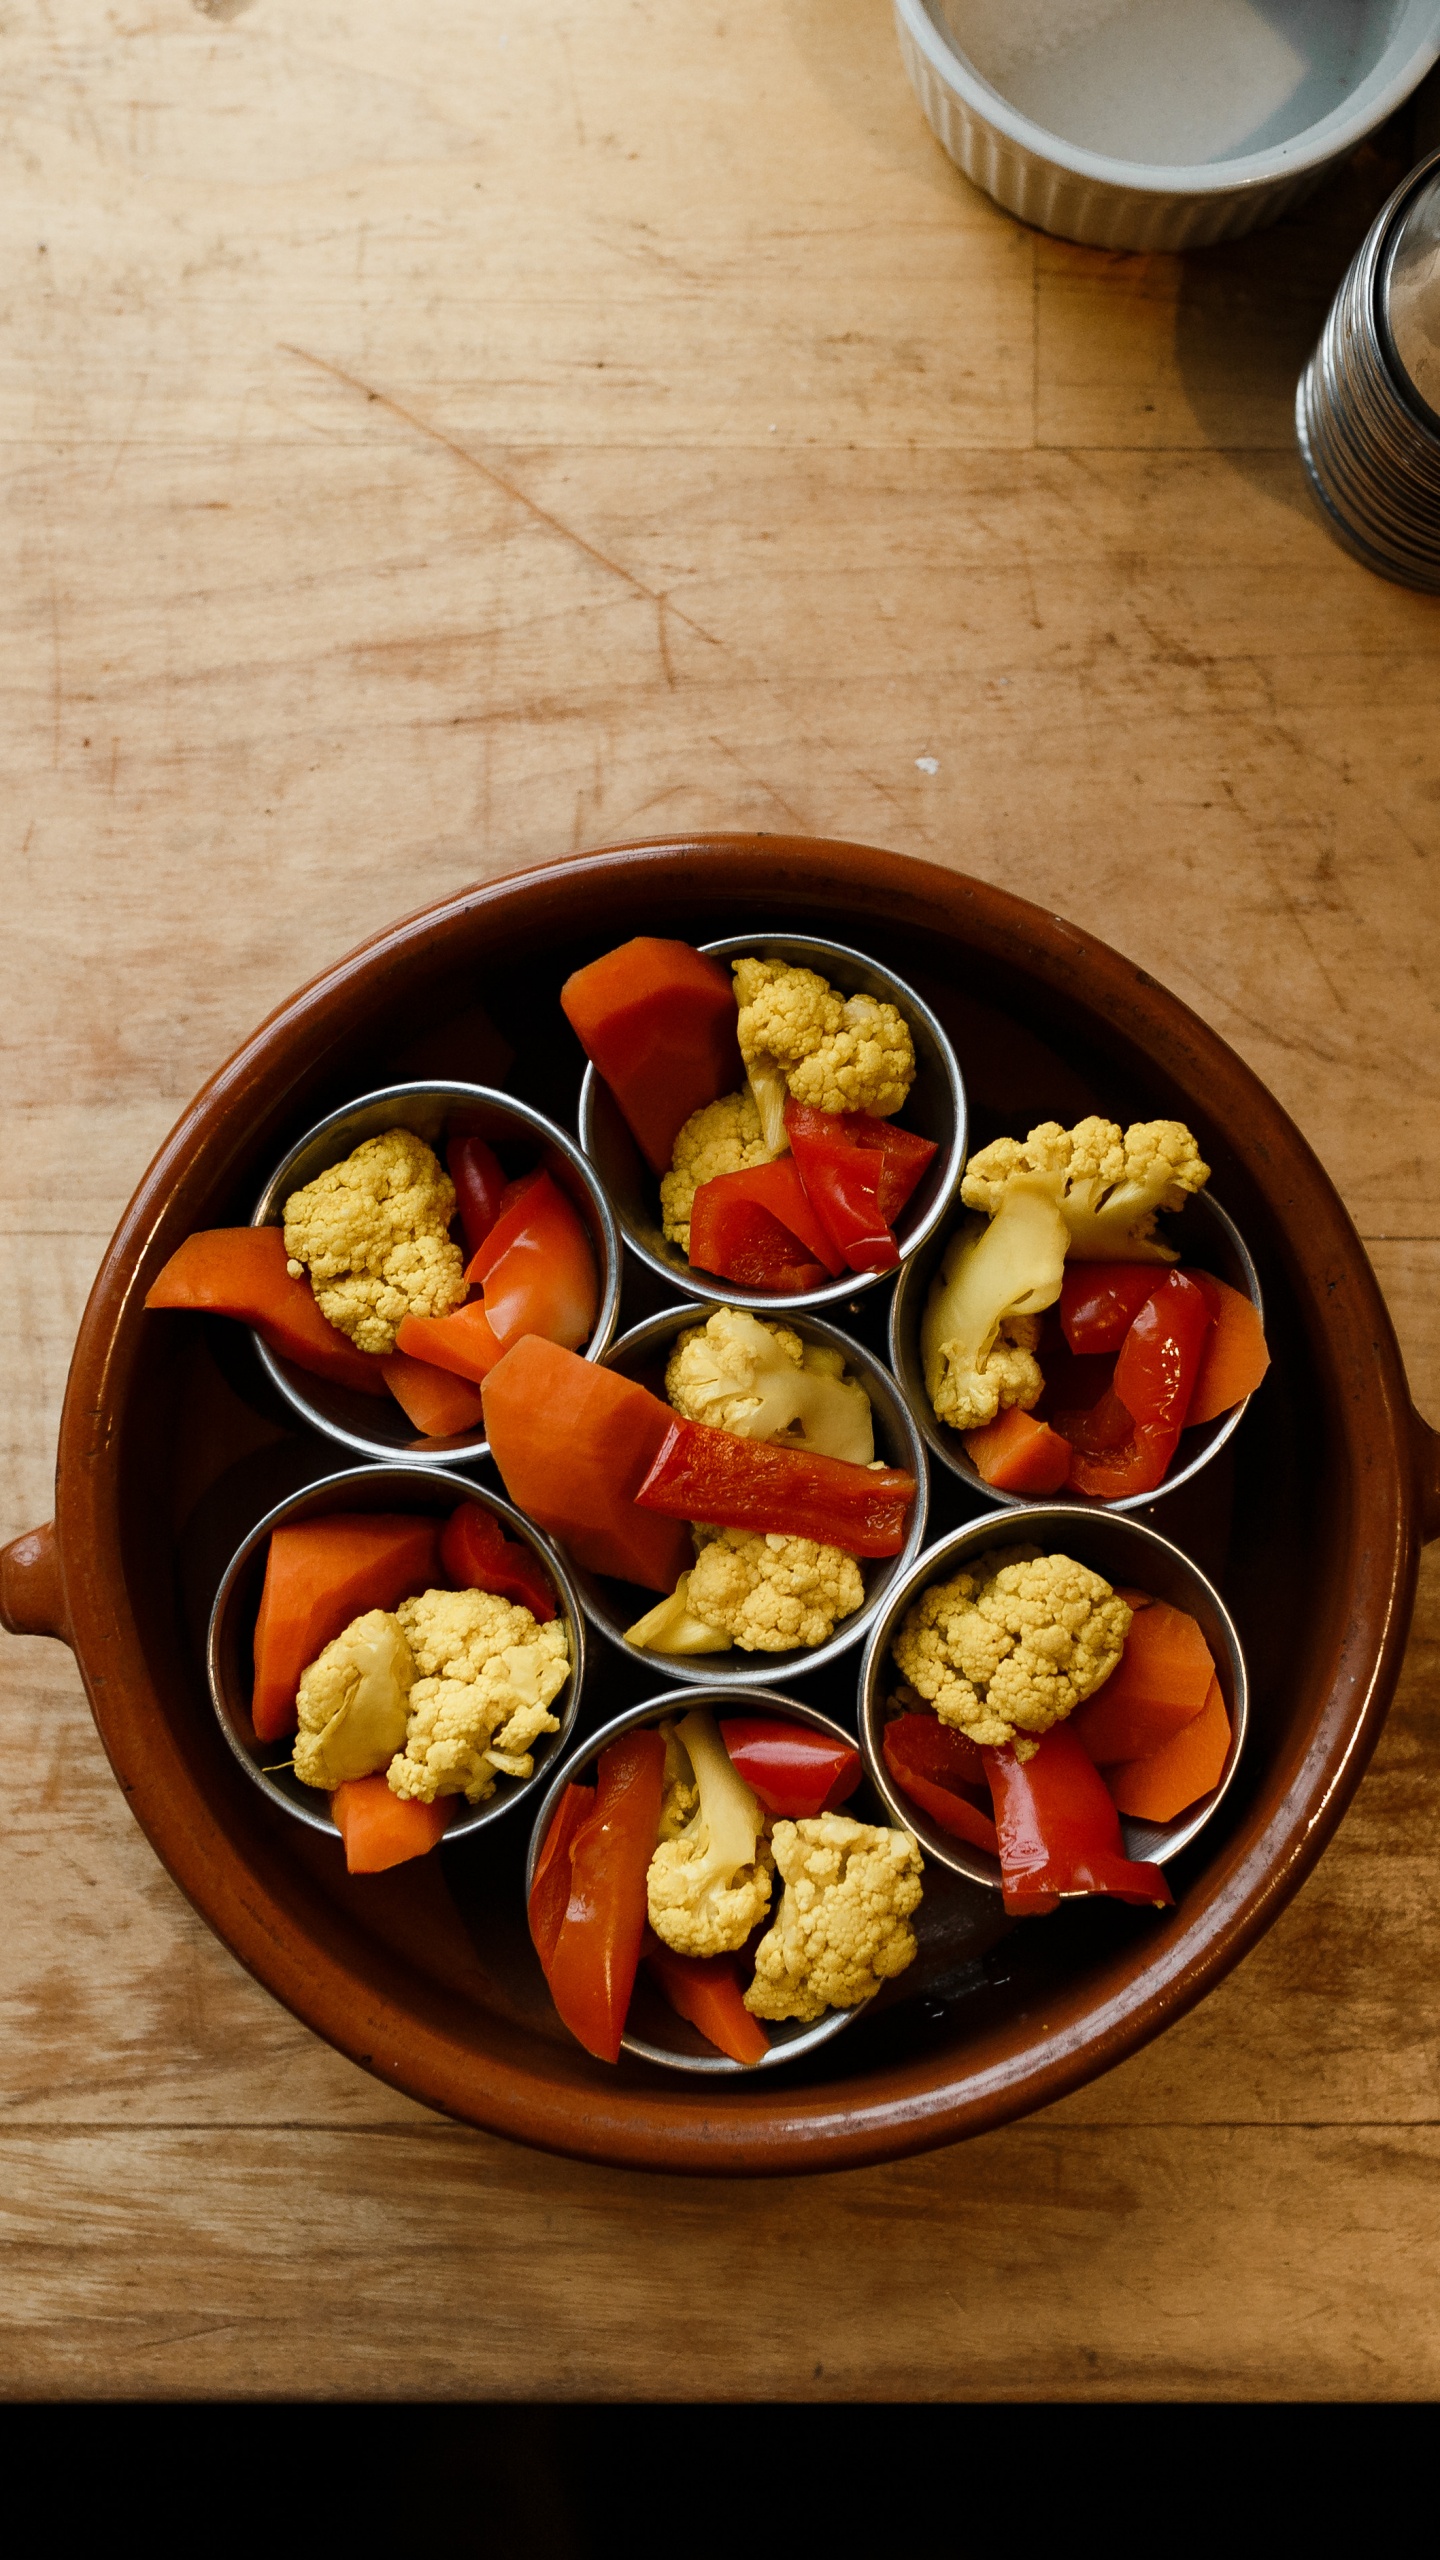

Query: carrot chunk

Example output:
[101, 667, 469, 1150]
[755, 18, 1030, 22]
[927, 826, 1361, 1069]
[482, 1336, 692, 1592]
[379, 1351, 486, 1439]
[1182, 1272, 1270, 1425]
[963, 1406, 1073, 1496]
[1069, 1598, 1216, 1766]
[331, 1775, 447, 1873]
[561, 937, 742, 1174]
[1106, 1676, 1232, 1822]
[642, 1931, 771, 2066]
[145, 1227, 389, 1396]
[251, 1512, 440, 1742]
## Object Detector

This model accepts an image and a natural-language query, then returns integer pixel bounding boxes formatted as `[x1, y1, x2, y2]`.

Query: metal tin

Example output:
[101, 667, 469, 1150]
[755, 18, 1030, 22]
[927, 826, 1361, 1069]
[206, 1465, 587, 1843]
[1297, 145, 1440, 591]
[567, 1302, 930, 1687]
[577, 932, 966, 1316]
[889, 1187, 1263, 1514]
[524, 1689, 886, 2075]
[858, 1510, 1248, 1888]
[895, 0, 1440, 254]
[249, 1081, 622, 1468]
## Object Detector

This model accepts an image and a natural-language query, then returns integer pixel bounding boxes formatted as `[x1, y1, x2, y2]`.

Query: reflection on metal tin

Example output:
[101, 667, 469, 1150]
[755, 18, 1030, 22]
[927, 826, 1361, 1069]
[1297, 145, 1440, 592]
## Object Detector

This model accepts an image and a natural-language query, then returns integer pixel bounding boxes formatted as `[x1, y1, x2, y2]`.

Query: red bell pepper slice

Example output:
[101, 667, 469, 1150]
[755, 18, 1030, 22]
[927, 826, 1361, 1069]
[1066, 1270, 1212, 1500]
[688, 1158, 843, 1290]
[1052, 1384, 1135, 1456]
[528, 1781, 595, 1975]
[981, 1723, 1173, 1915]
[641, 1929, 771, 2066]
[545, 1729, 667, 2062]
[718, 1718, 861, 1819]
[446, 1134, 509, 1262]
[635, 1417, 916, 1558]
[439, 1501, 558, 1621]
[466, 1169, 599, 1352]
[1060, 1264, 1165, 1356]
[963, 1405, 1073, 1495]
[882, 1714, 998, 1853]
[784, 1104, 938, 1275]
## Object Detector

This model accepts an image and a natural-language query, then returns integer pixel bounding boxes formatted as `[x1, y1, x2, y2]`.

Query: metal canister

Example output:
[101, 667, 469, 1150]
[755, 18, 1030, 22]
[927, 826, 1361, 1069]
[1297, 144, 1440, 592]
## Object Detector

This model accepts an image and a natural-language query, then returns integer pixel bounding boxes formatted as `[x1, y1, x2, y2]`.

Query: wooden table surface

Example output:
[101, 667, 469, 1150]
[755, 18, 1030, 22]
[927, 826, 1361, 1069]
[3, 1, 1439, 2401]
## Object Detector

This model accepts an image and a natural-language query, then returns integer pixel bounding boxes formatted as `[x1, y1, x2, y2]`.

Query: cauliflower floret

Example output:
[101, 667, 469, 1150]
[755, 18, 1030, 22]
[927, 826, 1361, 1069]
[892, 1546, 1131, 1758]
[646, 1706, 774, 1956]
[656, 1721, 700, 1840]
[660, 1090, 774, 1252]
[732, 956, 915, 1150]
[283, 1127, 467, 1355]
[684, 1525, 864, 1654]
[961, 1117, 1210, 1262]
[624, 1570, 735, 1656]
[292, 1608, 415, 1792]
[386, 1586, 570, 1804]
[665, 1307, 875, 1465]
[744, 1814, 922, 2023]
[920, 1187, 1067, 1432]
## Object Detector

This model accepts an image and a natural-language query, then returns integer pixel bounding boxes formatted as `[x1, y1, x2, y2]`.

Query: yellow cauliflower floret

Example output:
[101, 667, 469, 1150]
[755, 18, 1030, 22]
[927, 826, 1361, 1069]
[961, 1117, 1209, 1262]
[283, 1127, 467, 1355]
[732, 956, 915, 1149]
[744, 1814, 922, 2024]
[685, 1525, 864, 1654]
[660, 1090, 774, 1252]
[892, 1547, 1131, 1758]
[292, 1608, 415, 1792]
[646, 1707, 774, 1956]
[386, 1587, 570, 1805]
[665, 1307, 875, 1464]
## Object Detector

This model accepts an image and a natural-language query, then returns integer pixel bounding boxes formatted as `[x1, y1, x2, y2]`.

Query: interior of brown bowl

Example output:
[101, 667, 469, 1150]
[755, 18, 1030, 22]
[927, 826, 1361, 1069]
[57, 838, 1420, 2173]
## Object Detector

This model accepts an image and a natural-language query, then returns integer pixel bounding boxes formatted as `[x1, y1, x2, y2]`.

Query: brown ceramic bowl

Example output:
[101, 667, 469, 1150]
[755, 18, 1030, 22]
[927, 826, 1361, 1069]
[2, 835, 1436, 2177]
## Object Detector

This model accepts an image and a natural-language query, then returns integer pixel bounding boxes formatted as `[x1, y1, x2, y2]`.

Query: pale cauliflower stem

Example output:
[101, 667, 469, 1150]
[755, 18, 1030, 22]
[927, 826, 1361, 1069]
[892, 1546, 1132, 1758]
[646, 1706, 774, 1956]
[386, 1587, 570, 1805]
[962, 1117, 1210, 1263]
[293, 1608, 416, 1792]
[921, 1181, 1068, 1432]
[660, 1090, 776, 1253]
[744, 1815, 922, 2024]
[665, 1308, 875, 1465]
[283, 1127, 467, 1355]
[732, 956, 916, 1153]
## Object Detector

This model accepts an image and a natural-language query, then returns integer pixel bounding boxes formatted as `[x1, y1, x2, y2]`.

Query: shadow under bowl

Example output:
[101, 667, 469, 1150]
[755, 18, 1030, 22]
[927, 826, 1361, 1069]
[525, 1688, 884, 2075]
[890, 1188, 1263, 1514]
[250, 1081, 622, 1468]
[207, 1465, 588, 1846]
[859, 1508, 1248, 1887]
[578, 932, 966, 1316]
[567, 1302, 929, 1688]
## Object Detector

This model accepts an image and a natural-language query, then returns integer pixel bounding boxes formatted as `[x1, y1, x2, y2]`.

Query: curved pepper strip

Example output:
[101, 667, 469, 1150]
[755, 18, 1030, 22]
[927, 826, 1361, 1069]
[981, 1723, 1172, 1916]
[544, 1730, 666, 2062]
[439, 1501, 557, 1622]
[528, 1782, 596, 1976]
[718, 1718, 861, 1819]
[882, 1713, 998, 1853]
[641, 1929, 770, 2066]
[635, 1416, 916, 1558]
[783, 1103, 938, 1275]
[1066, 1270, 1212, 1500]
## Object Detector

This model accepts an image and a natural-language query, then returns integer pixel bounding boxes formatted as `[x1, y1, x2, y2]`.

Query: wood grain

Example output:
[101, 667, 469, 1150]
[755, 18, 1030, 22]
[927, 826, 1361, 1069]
[2, 0, 1438, 2399]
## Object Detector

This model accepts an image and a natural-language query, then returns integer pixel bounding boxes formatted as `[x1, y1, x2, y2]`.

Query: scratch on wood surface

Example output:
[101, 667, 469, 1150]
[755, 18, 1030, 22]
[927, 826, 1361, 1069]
[280, 345, 720, 651]
[709, 734, 810, 831]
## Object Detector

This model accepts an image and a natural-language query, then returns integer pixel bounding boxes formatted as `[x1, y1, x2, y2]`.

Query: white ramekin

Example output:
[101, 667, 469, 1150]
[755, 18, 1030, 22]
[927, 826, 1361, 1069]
[894, 0, 1440, 252]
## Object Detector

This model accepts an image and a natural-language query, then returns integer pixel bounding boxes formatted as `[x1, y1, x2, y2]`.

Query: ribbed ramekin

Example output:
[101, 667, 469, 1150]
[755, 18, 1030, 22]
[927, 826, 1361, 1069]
[894, 0, 1440, 252]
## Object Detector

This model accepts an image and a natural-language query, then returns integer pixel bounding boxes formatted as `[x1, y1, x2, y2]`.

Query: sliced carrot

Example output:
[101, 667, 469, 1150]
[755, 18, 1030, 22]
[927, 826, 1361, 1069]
[561, 936, 742, 1175]
[642, 1931, 771, 2066]
[251, 1512, 440, 1742]
[963, 1405, 1073, 1495]
[331, 1775, 447, 1873]
[1069, 1598, 1216, 1766]
[380, 1349, 487, 1439]
[482, 1336, 692, 1592]
[145, 1227, 389, 1396]
[395, 1299, 508, 1386]
[1182, 1272, 1270, 1426]
[1106, 1676, 1231, 1822]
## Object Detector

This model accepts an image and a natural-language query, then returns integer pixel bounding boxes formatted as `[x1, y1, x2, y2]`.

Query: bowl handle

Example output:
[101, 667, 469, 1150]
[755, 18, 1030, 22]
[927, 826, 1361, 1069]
[0, 1523, 72, 1646]
[1414, 1407, 1440, 1547]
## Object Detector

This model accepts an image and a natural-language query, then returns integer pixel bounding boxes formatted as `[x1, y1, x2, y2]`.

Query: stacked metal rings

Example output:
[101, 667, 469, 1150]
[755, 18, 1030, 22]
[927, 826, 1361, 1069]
[1296, 144, 1440, 592]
